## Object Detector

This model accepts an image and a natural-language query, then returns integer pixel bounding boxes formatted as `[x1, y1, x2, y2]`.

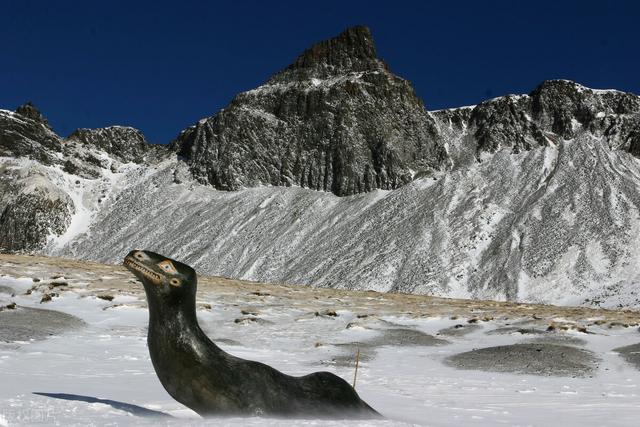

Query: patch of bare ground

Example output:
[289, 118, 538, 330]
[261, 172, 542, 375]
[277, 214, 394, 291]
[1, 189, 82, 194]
[1, 253, 639, 331]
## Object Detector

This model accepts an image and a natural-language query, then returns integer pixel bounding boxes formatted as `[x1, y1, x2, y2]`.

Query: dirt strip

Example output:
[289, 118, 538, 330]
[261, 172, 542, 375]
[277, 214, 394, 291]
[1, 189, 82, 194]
[1, 253, 639, 331]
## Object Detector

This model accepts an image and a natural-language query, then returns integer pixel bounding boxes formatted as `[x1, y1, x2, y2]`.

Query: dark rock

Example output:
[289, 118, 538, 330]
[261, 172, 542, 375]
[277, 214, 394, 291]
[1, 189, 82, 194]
[437, 324, 481, 337]
[62, 159, 101, 179]
[233, 316, 273, 325]
[66, 126, 153, 163]
[0, 108, 62, 164]
[250, 291, 271, 296]
[315, 309, 338, 317]
[15, 102, 51, 129]
[338, 328, 448, 350]
[613, 343, 640, 370]
[527, 335, 587, 347]
[370, 328, 449, 347]
[96, 295, 114, 301]
[283, 26, 380, 78]
[172, 26, 448, 196]
[486, 326, 548, 335]
[40, 293, 53, 303]
[330, 327, 448, 367]
[0, 305, 85, 342]
[469, 80, 640, 158]
[327, 347, 375, 367]
[445, 343, 598, 377]
[0, 190, 73, 252]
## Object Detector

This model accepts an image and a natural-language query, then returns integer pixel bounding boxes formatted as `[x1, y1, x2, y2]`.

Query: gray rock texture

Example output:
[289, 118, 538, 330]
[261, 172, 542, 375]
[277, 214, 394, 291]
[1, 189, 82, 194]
[331, 327, 448, 367]
[468, 80, 640, 157]
[613, 343, 640, 370]
[0, 105, 161, 252]
[437, 324, 481, 337]
[0, 190, 73, 252]
[445, 343, 598, 377]
[0, 305, 86, 342]
[0, 105, 62, 165]
[66, 126, 155, 163]
[172, 26, 448, 196]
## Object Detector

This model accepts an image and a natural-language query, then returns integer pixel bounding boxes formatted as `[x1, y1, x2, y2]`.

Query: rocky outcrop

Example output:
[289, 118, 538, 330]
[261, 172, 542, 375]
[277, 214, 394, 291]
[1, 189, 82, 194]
[15, 102, 52, 129]
[0, 105, 62, 165]
[66, 126, 153, 163]
[0, 182, 73, 253]
[0, 106, 160, 252]
[173, 26, 448, 196]
[465, 80, 640, 157]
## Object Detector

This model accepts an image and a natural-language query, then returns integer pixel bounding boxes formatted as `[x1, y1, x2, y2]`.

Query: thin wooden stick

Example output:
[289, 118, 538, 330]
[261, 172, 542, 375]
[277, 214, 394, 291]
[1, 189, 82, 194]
[352, 345, 360, 389]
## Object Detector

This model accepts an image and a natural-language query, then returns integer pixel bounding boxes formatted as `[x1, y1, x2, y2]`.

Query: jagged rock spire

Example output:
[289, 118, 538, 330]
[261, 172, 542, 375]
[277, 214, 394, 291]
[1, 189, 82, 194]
[287, 26, 380, 71]
[271, 26, 386, 83]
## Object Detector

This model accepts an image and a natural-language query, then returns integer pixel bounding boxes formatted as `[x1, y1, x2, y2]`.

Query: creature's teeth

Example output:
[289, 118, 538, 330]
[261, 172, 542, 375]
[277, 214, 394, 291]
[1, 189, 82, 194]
[124, 257, 161, 284]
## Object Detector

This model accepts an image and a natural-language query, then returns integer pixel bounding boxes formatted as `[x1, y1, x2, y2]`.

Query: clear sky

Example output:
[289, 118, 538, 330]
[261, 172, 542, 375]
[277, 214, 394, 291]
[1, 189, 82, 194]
[2, 0, 639, 144]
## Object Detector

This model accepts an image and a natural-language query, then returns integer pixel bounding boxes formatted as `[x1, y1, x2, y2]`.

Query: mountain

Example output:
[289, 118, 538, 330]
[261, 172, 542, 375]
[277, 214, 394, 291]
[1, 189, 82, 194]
[171, 26, 447, 196]
[1, 27, 640, 310]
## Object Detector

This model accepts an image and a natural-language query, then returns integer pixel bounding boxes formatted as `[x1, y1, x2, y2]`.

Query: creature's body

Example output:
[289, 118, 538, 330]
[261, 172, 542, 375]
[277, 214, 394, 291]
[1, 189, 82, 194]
[124, 250, 379, 418]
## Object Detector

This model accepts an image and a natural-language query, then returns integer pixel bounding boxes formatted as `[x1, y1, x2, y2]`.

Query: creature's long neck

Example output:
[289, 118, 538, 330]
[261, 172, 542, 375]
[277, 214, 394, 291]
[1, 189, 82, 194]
[148, 291, 223, 359]
[146, 292, 200, 337]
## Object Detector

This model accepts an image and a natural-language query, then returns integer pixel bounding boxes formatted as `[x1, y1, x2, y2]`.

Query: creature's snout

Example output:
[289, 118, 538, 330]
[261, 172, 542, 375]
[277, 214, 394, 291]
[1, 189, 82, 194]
[123, 252, 162, 285]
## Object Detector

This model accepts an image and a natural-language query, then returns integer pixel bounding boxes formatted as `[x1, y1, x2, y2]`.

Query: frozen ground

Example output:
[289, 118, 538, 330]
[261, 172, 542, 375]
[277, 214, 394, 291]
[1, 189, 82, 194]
[1, 255, 640, 426]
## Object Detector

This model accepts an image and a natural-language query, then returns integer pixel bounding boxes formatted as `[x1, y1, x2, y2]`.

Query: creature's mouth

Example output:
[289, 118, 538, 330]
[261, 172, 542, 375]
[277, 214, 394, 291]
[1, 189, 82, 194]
[124, 256, 162, 284]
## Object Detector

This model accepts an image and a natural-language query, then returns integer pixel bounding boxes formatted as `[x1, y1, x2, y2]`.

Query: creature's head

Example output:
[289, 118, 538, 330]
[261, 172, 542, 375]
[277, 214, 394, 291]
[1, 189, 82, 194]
[123, 250, 197, 308]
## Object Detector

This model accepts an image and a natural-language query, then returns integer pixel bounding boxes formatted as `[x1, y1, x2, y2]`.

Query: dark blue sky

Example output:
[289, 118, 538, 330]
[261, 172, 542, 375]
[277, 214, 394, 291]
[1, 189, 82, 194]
[2, 0, 639, 144]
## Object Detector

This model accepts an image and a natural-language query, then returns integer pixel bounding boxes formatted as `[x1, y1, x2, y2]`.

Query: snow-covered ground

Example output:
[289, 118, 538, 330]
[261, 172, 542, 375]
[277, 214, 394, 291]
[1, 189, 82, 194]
[1, 257, 640, 426]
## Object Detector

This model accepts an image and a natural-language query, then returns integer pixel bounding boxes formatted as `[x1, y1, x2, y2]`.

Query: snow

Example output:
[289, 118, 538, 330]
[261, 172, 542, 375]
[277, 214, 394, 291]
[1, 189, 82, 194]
[429, 105, 476, 113]
[33, 149, 150, 250]
[1, 272, 640, 426]
[592, 88, 625, 95]
[244, 71, 368, 97]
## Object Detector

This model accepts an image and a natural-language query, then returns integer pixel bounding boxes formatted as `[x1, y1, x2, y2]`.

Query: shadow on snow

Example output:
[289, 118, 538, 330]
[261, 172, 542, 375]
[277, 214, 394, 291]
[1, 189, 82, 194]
[33, 392, 172, 418]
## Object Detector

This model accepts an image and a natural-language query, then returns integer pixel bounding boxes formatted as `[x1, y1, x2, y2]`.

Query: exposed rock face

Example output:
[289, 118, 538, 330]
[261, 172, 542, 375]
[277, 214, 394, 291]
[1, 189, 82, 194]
[0, 189, 73, 252]
[67, 126, 153, 163]
[173, 26, 447, 196]
[15, 102, 52, 129]
[468, 80, 640, 157]
[0, 106, 62, 165]
[0, 106, 159, 252]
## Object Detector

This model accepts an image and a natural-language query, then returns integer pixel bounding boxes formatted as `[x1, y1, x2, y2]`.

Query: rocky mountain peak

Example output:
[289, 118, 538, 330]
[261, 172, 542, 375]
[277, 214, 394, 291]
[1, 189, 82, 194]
[174, 26, 446, 196]
[276, 26, 384, 81]
[15, 102, 51, 129]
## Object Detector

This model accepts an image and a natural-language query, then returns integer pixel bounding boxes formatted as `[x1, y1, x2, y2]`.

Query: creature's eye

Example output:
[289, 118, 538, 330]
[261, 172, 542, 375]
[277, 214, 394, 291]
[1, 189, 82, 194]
[157, 260, 178, 274]
[135, 251, 145, 259]
[170, 278, 181, 287]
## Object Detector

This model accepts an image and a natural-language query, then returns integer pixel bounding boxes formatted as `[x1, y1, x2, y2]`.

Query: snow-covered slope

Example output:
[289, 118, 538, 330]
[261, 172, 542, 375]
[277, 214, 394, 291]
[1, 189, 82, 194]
[45, 125, 640, 310]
